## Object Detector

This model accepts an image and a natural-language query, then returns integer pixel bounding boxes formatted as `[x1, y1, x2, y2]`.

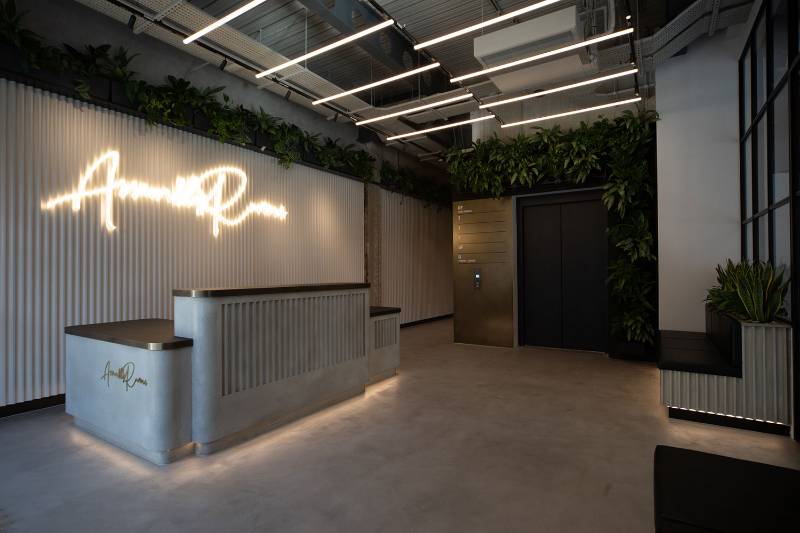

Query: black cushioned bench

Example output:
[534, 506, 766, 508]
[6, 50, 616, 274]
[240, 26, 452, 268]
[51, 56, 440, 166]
[654, 445, 800, 532]
[658, 331, 741, 377]
[658, 306, 742, 377]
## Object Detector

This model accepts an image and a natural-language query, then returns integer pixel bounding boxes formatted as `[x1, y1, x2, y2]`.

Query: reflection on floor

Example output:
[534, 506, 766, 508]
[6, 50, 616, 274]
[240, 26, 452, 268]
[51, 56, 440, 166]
[1, 319, 798, 533]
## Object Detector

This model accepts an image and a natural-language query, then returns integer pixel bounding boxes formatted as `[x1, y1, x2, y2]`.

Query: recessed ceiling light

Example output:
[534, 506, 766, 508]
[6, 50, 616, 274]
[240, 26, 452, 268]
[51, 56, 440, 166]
[355, 93, 474, 125]
[414, 0, 566, 50]
[313, 63, 440, 105]
[500, 96, 642, 128]
[184, 0, 268, 44]
[450, 28, 635, 83]
[256, 19, 395, 78]
[386, 115, 495, 141]
[480, 67, 638, 109]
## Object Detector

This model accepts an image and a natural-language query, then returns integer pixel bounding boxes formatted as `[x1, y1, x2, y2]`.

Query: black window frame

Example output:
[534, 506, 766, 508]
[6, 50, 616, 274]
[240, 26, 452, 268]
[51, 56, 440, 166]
[739, 0, 799, 441]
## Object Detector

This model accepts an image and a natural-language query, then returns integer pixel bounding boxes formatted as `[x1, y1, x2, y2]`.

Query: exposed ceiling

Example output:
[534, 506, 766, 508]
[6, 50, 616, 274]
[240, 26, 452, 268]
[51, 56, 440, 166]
[77, 0, 752, 158]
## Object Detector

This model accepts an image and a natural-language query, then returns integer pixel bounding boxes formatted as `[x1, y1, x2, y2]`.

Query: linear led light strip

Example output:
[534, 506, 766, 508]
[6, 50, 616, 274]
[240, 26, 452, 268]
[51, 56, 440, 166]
[313, 62, 440, 105]
[257, 19, 395, 78]
[414, 0, 566, 50]
[501, 96, 641, 128]
[355, 93, 473, 125]
[480, 67, 638, 109]
[450, 28, 634, 83]
[669, 406, 785, 425]
[386, 115, 495, 141]
[184, 0, 268, 44]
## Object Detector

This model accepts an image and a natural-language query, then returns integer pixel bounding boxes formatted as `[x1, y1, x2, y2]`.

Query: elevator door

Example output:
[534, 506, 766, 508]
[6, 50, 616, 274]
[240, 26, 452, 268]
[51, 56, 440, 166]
[519, 191, 608, 352]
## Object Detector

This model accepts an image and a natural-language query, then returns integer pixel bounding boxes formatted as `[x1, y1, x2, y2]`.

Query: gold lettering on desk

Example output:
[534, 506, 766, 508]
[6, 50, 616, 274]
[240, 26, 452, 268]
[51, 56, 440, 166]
[42, 150, 288, 237]
[101, 361, 148, 392]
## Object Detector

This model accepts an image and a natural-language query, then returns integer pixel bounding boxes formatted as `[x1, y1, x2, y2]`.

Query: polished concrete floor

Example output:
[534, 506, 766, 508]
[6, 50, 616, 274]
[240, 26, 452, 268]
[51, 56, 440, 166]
[1, 319, 799, 533]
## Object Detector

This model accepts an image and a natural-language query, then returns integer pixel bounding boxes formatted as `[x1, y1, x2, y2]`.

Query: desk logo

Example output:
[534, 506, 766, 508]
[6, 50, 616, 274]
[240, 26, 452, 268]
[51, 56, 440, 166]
[101, 361, 148, 391]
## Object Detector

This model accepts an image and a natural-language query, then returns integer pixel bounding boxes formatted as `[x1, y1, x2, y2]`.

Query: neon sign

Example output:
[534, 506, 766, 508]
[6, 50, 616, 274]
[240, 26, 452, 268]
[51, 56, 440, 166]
[42, 150, 288, 237]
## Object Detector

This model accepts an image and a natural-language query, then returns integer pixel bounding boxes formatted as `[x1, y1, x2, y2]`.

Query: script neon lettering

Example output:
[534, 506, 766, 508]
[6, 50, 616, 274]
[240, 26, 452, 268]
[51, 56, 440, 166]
[42, 150, 288, 237]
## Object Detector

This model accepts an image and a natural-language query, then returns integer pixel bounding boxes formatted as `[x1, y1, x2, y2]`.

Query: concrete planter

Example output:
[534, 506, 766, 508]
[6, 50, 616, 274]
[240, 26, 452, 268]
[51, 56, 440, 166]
[661, 318, 793, 425]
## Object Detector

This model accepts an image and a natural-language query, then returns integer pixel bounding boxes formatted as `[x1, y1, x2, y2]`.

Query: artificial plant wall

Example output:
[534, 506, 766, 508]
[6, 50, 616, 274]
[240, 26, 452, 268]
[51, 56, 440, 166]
[0, 0, 450, 206]
[445, 110, 659, 345]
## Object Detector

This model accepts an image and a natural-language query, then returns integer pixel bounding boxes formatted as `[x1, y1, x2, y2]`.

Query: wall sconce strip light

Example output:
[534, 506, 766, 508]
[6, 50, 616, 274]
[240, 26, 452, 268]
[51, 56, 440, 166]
[256, 19, 395, 78]
[355, 93, 473, 125]
[450, 28, 634, 83]
[413, 0, 566, 50]
[183, 0, 268, 44]
[313, 62, 440, 105]
[479, 67, 638, 109]
[500, 96, 642, 128]
[386, 115, 495, 141]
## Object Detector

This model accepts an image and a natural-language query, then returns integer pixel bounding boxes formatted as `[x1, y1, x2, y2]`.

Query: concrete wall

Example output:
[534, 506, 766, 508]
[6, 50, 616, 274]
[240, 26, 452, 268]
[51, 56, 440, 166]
[656, 26, 744, 332]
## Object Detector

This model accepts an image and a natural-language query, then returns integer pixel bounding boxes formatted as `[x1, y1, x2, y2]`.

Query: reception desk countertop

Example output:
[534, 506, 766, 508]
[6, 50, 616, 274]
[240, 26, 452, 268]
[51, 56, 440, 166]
[64, 319, 193, 351]
[173, 283, 369, 298]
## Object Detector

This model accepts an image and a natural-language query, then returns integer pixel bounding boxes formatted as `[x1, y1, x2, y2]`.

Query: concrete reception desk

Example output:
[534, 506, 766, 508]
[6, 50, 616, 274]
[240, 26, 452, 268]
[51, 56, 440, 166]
[65, 283, 404, 464]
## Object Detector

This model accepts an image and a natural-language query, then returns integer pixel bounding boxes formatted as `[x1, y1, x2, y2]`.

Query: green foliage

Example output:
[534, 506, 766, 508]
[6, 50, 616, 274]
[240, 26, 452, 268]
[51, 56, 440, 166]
[706, 259, 790, 323]
[0, 1, 450, 206]
[0, 0, 46, 70]
[380, 161, 451, 206]
[273, 122, 303, 169]
[208, 96, 251, 145]
[446, 110, 660, 344]
[63, 43, 111, 100]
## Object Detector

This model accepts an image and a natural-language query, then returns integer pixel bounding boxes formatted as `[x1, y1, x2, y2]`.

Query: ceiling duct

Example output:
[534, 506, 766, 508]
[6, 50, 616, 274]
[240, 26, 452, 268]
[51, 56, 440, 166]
[472, 2, 619, 95]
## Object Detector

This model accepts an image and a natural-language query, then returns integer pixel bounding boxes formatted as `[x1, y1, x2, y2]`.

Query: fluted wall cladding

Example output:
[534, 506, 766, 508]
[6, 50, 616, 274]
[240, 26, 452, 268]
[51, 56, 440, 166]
[661, 323, 793, 424]
[220, 293, 366, 397]
[0, 79, 364, 407]
[379, 188, 453, 324]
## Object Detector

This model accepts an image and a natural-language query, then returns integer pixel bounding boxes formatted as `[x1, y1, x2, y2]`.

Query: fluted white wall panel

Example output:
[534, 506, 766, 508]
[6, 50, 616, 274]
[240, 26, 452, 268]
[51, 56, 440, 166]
[378, 188, 453, 324]
[220, 293, 366, 397]
[0, 79, 364, 407]
[660, 323, 793, 424]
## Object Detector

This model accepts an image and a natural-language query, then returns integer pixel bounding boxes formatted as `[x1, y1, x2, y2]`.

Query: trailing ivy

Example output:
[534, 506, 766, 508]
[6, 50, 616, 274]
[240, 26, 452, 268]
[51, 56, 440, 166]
[0, 0, 449, 206]
[445, 111, 659, 345]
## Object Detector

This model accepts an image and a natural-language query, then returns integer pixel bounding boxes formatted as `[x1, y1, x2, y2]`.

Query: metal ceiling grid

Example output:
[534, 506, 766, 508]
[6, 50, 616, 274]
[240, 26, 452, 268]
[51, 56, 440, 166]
[187, 0, 408, 100]
[81, 0, 379, 115]
[374, 0, 552, 78]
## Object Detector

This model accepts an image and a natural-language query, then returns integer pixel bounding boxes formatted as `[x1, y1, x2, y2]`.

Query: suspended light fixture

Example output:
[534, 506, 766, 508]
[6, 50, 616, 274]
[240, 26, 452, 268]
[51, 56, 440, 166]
[256, 19, 395, 78]
[355, 93, 474, 125]
[479, 67, 638, 109]
[313, 62, 440, 105]
[386, 115, 495, 141]
[450, 28, 634, 83]
[413, 0, 566, 50]
[183, 0, 268, 44]
[500, 96, 642, 128]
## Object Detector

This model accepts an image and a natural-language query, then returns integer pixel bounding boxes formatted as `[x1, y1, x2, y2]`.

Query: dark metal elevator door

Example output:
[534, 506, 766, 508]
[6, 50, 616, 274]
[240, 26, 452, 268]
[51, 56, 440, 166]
[519, 192, 608, 352]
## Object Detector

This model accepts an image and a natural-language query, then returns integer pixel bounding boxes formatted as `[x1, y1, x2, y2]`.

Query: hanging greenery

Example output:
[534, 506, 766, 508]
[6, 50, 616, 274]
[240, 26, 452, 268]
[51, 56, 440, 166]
[0, 0, 449, 206]
[445, 110, 659, 345]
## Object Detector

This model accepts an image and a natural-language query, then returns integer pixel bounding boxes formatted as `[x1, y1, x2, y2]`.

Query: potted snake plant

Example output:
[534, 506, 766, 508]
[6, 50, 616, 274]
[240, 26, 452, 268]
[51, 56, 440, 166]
[705, 259, 791, 389]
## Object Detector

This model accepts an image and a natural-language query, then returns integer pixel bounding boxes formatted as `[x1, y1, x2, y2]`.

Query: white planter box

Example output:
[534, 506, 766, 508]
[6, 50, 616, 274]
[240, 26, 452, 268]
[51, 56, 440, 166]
[661, 320, 793, 426]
